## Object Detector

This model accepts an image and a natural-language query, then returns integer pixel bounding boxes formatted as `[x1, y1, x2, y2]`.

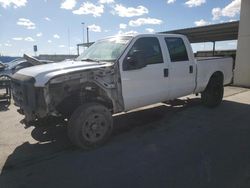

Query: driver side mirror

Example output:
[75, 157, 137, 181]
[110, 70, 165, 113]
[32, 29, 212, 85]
[123, 50, 146, 71]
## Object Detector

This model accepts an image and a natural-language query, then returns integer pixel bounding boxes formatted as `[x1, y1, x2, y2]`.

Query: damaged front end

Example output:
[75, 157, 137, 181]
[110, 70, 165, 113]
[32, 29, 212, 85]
[12, 74, 47, 122]
[12, 64, 124, 123]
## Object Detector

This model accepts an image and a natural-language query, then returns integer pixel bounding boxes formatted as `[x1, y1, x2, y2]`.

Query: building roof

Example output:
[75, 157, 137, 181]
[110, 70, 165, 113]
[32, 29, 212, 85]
[160, 21, 239, 43]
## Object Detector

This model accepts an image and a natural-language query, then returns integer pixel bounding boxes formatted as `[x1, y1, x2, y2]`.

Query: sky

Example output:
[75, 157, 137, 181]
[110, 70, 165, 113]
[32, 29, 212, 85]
[0, 0, 241, 56]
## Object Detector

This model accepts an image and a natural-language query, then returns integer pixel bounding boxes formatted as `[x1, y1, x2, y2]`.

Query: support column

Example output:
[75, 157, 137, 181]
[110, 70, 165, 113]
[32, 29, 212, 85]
[212, 41, 215, 56]
[77, 45, 79, 56]
[234, 0, 250, 87]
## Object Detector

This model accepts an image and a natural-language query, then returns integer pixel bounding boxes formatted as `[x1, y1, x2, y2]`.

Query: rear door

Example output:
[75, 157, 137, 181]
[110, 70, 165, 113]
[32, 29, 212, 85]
[164, 37, 196, 99]
[120, 36, 170, 111]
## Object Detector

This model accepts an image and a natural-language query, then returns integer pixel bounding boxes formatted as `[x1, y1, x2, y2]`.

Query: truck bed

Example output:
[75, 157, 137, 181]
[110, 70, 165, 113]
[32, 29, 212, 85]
[194, 56, 233, 93]
[196, 56, 231, 61]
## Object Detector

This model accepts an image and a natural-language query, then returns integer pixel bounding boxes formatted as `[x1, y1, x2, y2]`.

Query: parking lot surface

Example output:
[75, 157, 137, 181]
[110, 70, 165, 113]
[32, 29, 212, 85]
[1, 86, 250, 188]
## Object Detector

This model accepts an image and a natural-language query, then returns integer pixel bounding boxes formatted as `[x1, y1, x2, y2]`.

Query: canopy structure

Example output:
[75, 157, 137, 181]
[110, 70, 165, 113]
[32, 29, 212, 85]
[76, 21, 239, 55]
[160, 21, 239, 43]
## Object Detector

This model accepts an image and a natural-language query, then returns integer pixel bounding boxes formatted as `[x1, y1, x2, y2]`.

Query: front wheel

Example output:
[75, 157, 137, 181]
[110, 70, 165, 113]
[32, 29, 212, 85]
[201, 76, 224, 107]
[68, 103, 113, 149]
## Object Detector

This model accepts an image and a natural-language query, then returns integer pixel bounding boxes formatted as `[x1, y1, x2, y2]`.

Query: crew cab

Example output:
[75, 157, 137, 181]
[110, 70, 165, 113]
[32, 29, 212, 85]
[12, 34, 233, 149]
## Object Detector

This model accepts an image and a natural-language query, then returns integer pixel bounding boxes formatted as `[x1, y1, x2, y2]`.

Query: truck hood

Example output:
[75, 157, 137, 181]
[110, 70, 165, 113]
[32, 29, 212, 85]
[15, 60, 113, 87]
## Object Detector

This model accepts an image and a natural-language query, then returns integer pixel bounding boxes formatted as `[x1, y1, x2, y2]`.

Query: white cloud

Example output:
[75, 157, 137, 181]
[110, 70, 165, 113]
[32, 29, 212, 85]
[44, 17, 51, 21]
[48, 40, 52, 43]
[99, 0, 114, 4]
[119, 23, 127, 29]
[167, 0, 176, 4]
[12, 37, 23, 41]
[212, 0, 241, 20]
[17, 18, 36, 29]
[73, 2, 104, 17]
[36, 32, 43, 37]
[129, 17, 163, 27]
[113, 4, 148, 17]
[145, 28, 155, 33]
[61, 0, 76, 10]
[223, 0, 241, 17]
[4, 43, 12, 47]
[194, 19, 210, 26]
[24, 37, 35, 42]
[212, 8, 221, 20]
[53, 34, 60, 39]
[0, 0, 27, 8]
[59, 45, 65, 48]
[117, 30, 138, 35]
[12, 37, 35, 43]
[88, 24, 101, 32]
[185, 0, 206, 7]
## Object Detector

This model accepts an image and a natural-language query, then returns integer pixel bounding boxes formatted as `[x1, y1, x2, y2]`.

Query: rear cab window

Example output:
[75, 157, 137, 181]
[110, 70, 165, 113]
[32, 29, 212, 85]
[165, 37, 189, 62]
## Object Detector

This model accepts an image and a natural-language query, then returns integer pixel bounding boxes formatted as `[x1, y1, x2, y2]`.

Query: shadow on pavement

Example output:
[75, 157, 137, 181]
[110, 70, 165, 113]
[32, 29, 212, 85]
[1, 98, 250, 188]
[0, 101, 10, 111]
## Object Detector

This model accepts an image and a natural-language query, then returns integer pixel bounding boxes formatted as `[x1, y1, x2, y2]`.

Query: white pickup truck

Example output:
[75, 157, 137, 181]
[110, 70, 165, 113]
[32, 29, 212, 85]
[12, 34, 233, 149]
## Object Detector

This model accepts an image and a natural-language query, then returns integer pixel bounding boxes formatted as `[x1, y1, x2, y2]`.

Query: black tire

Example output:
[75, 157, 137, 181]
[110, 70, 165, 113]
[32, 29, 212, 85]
[201, 75, 224, 107]
[68, 103, 113, 149]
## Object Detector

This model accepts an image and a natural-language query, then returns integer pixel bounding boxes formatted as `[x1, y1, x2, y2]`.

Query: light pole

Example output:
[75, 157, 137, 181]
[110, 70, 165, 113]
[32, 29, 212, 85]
[87, 27, 89, 44]
[81, 22, 85, 44]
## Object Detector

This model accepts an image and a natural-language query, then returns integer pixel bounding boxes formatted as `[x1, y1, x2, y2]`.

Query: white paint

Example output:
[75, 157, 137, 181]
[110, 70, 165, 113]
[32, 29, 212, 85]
[119, 34, 233, 111]
[16, 60, 113, 87]
[195, 57, 233, 93]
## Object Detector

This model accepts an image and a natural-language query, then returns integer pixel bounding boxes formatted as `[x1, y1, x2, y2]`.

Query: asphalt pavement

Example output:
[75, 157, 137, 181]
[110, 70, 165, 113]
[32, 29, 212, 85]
[0, 86, 250, 188]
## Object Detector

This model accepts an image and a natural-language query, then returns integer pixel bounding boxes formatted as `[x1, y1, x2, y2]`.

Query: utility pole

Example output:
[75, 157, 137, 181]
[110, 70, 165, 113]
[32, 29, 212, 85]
[87, 27, 89, 44]
[81, 22, 85, 44]
[67, 27, 70, 55]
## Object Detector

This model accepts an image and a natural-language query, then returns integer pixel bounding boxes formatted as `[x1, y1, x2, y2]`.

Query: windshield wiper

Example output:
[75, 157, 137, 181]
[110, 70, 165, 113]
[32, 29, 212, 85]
[81, 58, 99, 62]
[99, 59, 116, 62]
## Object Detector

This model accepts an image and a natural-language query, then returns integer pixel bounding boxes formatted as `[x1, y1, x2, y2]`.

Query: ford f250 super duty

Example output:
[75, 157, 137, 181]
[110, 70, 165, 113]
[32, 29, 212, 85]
[12, 34, 233, 149]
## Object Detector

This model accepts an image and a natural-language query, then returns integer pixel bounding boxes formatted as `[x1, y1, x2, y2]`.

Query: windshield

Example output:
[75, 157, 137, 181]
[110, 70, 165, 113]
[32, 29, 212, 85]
[76, 36, 132, 62]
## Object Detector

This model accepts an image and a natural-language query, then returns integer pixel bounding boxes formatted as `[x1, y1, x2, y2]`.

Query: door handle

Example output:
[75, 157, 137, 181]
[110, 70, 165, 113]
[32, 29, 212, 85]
[189, 65, 193, 74]
[164, 68, 168, 77]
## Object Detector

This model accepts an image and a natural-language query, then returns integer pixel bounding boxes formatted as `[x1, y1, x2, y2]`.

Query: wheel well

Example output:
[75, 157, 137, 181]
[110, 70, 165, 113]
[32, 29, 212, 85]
[209, 71, 224, 84]
[55, 85, 113, 117]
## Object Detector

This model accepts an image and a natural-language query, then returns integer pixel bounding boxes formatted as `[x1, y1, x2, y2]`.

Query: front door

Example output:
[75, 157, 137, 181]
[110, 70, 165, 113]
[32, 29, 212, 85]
[120, 36, 169, 111]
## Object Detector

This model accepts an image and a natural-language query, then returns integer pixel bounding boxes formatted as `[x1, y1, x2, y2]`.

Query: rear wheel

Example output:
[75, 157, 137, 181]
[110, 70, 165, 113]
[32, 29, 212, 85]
[201, 75, 224, 107]
[68, 103, 113, 149]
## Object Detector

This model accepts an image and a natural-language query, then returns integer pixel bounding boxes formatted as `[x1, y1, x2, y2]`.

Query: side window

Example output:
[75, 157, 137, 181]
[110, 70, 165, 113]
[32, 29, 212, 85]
[131, 37, 163, 65]
[123, 37, 163, 71]
[165, 37, 189, 62]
